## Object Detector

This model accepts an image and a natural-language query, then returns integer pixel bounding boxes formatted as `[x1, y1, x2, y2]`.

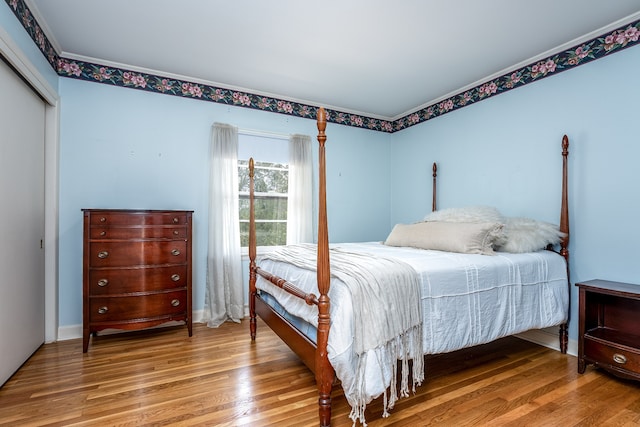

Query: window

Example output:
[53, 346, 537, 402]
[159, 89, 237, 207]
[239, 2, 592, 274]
[237, 132, 289, 247]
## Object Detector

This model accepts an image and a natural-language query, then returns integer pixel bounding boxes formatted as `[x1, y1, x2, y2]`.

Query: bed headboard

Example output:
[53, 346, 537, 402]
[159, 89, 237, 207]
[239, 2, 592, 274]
[429, 137, 569, 263]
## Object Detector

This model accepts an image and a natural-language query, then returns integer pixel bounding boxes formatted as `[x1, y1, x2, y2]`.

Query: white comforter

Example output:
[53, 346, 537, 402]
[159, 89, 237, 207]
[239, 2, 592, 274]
[255, 242, 569, 413]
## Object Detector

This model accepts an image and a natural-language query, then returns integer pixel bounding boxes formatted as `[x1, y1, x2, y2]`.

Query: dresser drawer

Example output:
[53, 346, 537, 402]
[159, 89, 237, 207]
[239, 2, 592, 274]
[89, 225, 187, 240]
[89, 266, 188, 294]
[89, 241, 187, 267]
[584, 337, 640, 374]
[89, 212, 189, 226]
[90, 290, 187, 321]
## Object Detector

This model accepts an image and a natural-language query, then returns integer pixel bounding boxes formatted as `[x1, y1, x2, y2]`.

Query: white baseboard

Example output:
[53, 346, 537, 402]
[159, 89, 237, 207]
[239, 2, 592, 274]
[516, 327, 578, 356]
[56, 309, 205, 341]
[57, 324, 82, 341]
[59, 312, 577, 360]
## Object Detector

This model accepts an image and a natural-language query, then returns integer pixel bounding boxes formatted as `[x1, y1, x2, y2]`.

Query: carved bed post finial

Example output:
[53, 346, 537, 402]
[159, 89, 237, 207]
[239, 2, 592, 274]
[248, 158, 257, 341]
[432, 162, 438, 212]
[317, 107, 327, 145]
[315, 107, 332, 426]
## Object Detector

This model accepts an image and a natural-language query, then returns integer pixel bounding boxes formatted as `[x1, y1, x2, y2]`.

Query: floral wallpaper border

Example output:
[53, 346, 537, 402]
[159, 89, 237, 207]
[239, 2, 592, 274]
[5, 0, 639, 133]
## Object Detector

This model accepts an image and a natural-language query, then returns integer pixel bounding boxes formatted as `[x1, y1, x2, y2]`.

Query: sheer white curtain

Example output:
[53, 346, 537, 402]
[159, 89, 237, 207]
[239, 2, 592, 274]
[203, 123, 244, 327]
[286, 134, 313, 244]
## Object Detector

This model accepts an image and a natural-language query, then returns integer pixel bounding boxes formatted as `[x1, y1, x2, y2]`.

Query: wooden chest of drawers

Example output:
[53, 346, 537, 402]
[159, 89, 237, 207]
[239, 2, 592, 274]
[82, 209, 193, 352]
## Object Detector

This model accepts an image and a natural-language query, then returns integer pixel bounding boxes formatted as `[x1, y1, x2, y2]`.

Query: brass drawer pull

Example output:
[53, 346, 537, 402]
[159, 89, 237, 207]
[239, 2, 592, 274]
[173, 217, 179, 223]
[97, 279, 109, 287]
[100, 231, 106, 236]
[97, 251, 109, 259]
[171, 249, 181, 256]
[171, 299, 180, 307]
[100, 217, 107, 222]
[173, 230, 179, 235]
[613, 353, 627, 365]
[97, 306, 108, 314]
[171, 274, 181, 282]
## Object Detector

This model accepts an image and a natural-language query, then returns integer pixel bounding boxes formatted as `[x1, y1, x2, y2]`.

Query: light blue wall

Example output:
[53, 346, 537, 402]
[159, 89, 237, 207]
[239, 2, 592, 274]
[5, 1, 639, 339]
[0, 2, 58, 90]
[391, 44, 640, 340]
[58, 79, 392, 327]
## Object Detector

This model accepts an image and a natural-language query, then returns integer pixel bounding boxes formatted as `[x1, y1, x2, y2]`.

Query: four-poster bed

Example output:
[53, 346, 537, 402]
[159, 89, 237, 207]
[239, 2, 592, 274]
[249, 107, 570, 426]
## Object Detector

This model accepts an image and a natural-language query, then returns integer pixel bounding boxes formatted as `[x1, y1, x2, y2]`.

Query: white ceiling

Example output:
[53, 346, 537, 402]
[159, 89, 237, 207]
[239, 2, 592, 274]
[29, 0, 640, 120]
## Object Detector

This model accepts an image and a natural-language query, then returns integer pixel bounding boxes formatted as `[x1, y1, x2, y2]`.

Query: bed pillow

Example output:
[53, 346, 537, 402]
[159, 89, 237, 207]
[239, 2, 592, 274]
[384, 221, 504, 255]
[423, 205, 505, 224]
[423, 205, 507, 248]
[496, 217, 566, 253]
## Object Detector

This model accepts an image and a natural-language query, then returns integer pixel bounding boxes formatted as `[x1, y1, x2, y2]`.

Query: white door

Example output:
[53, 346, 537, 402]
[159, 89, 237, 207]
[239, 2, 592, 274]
[0, 56, 46, 386]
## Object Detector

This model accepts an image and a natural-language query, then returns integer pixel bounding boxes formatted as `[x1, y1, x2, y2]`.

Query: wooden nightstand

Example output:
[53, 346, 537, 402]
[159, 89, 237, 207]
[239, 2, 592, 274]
[577, 279, 640, 380]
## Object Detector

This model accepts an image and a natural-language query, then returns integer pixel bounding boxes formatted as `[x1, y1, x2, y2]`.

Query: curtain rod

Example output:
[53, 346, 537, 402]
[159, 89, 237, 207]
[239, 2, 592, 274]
[238, 128, 290, 140]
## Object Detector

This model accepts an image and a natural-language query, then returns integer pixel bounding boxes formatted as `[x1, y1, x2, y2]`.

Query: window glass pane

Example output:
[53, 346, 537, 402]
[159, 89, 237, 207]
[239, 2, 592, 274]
[240, 221, 287, 247]
[239, 197, 287, 221]
[238, 133, 289, 247]
[238, 160, 288, 194]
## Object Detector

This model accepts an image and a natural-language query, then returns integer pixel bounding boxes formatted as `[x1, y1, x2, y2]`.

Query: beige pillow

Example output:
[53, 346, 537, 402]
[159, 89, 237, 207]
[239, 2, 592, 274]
[384, 221, 504, 255]
[423, 205, 507, 248]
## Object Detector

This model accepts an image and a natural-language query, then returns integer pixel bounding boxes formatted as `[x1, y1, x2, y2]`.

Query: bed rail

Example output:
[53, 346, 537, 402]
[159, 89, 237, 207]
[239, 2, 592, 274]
[254, 267, 319, 306]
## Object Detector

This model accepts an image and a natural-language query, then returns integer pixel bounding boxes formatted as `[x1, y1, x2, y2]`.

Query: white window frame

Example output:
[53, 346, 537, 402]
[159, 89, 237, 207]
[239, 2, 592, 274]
[237, 130, 289, 256]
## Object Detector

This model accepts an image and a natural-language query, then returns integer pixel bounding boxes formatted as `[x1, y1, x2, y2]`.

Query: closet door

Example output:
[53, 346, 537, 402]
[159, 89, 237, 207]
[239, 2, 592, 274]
[0, 57, 46, 386]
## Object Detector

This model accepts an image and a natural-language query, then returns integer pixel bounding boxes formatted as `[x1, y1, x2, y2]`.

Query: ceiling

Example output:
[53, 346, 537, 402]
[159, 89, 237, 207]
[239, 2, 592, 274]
[28, 0, 640, 120]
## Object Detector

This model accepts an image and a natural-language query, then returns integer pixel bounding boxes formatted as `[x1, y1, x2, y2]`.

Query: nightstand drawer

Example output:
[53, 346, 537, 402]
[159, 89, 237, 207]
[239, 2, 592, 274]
[90, 290, 187, 321]
[89, 241, 187, 267]
[89, 266, 188, 294]
[584, 337, 640, 373]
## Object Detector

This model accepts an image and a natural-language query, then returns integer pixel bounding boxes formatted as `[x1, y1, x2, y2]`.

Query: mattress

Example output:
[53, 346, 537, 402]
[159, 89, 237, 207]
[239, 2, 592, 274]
[255, 241, 569, 409]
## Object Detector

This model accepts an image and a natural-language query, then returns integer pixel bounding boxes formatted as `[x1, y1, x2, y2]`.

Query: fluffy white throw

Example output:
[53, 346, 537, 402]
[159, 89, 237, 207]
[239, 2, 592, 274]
[260, 244, 424, 425]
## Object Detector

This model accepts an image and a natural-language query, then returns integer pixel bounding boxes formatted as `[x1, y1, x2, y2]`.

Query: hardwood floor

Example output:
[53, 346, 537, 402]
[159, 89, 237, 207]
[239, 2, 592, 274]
[1, 320, 639, 426]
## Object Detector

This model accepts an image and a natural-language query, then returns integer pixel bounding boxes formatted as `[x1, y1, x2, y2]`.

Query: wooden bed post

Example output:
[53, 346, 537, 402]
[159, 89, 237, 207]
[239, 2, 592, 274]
[249, 158, 257, 341]
[432, 162, 438, 212]
[559, 135, 570, 354]
[315, 107, 332, 427]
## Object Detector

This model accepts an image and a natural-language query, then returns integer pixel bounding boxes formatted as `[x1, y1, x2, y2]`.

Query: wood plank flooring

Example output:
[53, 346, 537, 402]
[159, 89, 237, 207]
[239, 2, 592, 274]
[1, 320, 639, 426]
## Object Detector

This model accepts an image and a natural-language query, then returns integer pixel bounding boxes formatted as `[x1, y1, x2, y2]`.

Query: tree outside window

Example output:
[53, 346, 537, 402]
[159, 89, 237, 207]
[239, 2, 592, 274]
[238, 159, 289, 247]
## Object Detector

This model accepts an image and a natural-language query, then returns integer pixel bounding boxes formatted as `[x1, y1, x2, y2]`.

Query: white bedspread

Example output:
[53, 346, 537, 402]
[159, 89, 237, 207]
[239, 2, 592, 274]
[255, 242, 569, 419]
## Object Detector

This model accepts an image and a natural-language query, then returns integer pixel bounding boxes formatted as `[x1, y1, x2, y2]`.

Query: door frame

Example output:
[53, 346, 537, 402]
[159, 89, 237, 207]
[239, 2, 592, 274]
[0, 25, 59, 342]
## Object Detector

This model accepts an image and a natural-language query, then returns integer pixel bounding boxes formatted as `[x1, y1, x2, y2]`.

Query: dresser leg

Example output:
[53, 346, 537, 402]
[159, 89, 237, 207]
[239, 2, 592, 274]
[578, 358, 586, 374]
[82, 330, 89, 353]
